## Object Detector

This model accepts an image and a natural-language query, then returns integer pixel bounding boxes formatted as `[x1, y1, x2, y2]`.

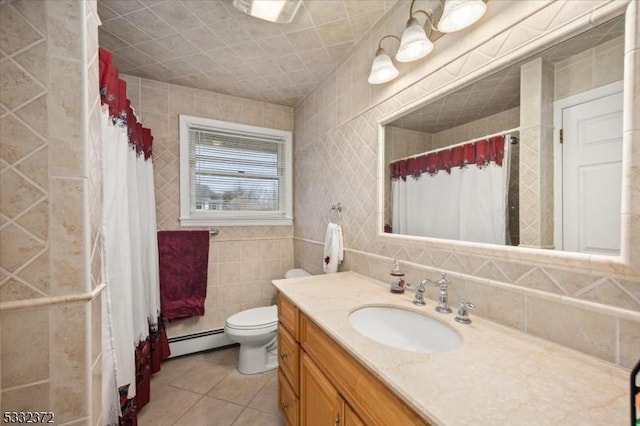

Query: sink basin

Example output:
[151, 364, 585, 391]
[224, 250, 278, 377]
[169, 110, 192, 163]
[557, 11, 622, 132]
[348, 305, 462, 353]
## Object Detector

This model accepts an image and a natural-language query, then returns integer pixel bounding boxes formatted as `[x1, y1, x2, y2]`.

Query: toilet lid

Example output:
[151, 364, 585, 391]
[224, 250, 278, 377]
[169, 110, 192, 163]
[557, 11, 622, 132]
[226, 305, 278, 330]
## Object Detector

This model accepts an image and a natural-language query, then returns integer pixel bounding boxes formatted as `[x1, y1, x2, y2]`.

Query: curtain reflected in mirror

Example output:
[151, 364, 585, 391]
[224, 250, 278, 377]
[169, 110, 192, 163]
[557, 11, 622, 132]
[390, 133, 514, 245]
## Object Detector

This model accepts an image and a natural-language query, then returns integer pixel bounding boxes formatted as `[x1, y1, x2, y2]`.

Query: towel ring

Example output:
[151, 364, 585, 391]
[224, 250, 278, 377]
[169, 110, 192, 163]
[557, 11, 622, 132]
[329, 203, 342, 224]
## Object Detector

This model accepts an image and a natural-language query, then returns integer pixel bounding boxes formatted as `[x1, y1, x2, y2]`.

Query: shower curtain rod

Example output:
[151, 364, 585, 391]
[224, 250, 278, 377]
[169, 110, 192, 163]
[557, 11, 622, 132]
[394, 126, 522, 162]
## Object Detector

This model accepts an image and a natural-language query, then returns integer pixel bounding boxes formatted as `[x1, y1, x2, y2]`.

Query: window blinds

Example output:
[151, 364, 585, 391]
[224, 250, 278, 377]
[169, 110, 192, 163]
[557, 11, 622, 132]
[189, 126, 287, 214]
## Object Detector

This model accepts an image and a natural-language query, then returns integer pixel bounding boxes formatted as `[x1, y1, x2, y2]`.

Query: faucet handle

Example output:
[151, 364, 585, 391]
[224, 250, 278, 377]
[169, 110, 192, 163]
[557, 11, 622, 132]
[406, 281, 427, 306]
[455, 298, 475, 324]
[461, 298, 475, 310]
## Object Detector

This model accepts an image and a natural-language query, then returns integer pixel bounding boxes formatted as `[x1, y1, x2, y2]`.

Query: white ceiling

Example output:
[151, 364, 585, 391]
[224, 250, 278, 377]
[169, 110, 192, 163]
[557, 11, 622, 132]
[98, 1, 624, 130]
[98, 0, 396, 106]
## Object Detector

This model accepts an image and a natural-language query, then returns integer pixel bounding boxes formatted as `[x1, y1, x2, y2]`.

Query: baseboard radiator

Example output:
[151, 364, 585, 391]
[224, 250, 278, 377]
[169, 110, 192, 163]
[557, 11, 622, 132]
[167, 328, 235, 358]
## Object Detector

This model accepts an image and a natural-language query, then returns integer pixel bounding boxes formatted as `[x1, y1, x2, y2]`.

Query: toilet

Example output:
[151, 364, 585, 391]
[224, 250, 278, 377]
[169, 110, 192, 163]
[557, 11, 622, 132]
[224, 268, 311, 374]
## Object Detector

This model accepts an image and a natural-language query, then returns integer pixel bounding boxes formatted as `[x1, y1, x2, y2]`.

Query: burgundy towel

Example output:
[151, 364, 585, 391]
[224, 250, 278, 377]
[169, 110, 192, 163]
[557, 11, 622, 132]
[157, 230, 210, 320]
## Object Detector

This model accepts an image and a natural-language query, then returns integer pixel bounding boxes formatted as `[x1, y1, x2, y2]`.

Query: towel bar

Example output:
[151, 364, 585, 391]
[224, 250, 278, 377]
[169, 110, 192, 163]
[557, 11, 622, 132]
[209, 228, 219, 236]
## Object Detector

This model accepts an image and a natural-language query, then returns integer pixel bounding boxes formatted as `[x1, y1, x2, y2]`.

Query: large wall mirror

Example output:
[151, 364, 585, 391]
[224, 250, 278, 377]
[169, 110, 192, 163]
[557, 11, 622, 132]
[380, 10, 627, 257]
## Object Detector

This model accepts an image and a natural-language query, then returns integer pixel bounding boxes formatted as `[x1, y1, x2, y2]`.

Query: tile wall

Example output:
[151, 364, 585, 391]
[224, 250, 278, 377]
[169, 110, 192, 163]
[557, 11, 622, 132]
[293, 0, 640, 369]
[0, 0, 103, 424]
[519, 57, 555, 248]
[555, 35, 625, 100]
[122, 75, 295, 338]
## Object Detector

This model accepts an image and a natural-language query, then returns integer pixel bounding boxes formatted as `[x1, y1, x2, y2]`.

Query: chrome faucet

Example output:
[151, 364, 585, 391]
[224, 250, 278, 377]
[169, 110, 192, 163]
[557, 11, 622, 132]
[455, 298, 475, 324]
[422, 272, 452, 313]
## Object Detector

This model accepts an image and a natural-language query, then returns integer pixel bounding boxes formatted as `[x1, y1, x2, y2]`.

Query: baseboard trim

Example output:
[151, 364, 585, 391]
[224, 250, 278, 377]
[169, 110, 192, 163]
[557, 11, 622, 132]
[167, 328, 234, 358]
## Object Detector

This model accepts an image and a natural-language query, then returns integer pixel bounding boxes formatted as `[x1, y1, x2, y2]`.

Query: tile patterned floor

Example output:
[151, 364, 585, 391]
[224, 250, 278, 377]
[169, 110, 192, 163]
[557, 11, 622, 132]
[138, 345, 285, 426]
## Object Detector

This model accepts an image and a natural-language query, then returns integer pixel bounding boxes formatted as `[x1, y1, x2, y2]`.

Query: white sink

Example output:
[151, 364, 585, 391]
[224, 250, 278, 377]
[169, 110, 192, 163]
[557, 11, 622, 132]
[348, 305, 462, 353]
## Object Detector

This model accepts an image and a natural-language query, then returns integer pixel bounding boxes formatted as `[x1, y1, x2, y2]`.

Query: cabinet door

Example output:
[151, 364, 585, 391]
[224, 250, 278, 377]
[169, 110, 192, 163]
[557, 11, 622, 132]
[279, 369, 299, 426]
[300, 352, 344, 426]
[278, 325, 299, 394]
[345, 405, 365, 426]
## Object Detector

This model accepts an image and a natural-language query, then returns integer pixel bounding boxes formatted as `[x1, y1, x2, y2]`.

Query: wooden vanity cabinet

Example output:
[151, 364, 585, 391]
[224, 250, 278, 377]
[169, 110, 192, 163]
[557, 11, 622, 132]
[277, 292, 430, 426]
[277, 294, 301, 426]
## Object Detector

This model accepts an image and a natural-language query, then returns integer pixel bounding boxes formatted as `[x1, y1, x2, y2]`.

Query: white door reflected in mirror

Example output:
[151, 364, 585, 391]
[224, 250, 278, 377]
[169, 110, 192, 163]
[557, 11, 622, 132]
[558, 88, 623, 256]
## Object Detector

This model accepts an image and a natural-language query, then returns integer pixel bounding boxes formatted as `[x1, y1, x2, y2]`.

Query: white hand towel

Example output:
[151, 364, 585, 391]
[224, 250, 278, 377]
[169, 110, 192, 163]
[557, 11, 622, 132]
[323, 222, 344, 274]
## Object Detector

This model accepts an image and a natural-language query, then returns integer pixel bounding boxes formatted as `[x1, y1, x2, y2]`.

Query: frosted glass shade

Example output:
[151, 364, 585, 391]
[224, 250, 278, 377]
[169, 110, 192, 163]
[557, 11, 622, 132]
[368, 48, 399, 84]
[437, 0, 487, 33]
[396, 18, 434, 63]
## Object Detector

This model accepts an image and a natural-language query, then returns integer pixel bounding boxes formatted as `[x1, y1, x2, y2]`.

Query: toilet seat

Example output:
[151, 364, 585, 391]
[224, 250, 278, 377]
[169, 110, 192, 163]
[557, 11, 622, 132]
[226, 305, 277, 331]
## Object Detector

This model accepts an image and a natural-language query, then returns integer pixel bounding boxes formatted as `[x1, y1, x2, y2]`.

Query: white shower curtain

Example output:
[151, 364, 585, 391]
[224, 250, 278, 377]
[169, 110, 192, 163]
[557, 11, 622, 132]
[101, 104, 136, 424]
[392, 139, 510, 245]
[99, 47, 168, 425]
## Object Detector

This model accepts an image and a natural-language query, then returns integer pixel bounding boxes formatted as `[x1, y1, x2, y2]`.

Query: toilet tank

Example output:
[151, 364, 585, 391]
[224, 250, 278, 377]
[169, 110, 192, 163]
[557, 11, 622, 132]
[284, 268, 311, 279]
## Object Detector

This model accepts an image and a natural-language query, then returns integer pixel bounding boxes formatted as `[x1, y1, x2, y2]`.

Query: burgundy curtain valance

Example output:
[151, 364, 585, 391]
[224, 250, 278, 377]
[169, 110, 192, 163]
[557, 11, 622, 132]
[390, 135, 505, 181]
[99, 47, 154, 160]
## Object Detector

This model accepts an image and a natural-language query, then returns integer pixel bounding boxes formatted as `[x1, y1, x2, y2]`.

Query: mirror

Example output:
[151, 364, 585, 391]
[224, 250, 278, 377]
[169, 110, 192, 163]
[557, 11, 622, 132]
[382, 14, 625, 256]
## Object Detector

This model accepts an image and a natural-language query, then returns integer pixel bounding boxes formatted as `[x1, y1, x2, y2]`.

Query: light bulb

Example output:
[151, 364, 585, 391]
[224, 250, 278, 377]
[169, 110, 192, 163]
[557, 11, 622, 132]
[437, 0, 487, 33]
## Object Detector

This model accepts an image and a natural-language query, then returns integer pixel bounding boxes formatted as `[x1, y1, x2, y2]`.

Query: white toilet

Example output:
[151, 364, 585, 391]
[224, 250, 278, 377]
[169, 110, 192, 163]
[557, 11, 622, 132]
[224, 268, 311, 374]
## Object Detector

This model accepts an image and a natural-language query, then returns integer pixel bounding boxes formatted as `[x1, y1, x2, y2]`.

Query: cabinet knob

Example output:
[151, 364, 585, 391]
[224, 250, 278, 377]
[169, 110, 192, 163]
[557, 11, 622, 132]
[280, 352, 288, 359]
[334, 413, 340, 425]
[281, 402, 289, 409]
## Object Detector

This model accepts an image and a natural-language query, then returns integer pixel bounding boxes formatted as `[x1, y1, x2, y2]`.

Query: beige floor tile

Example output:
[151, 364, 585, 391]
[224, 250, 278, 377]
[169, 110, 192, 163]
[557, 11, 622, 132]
[232, 407, 285, 426]
[197, 345, 240, 367]
[208, 368, 270, 406]
[141, 347, 283, 425]
[151, 353, 206, 386]
[170, 361, 233, 394]
[173, 395, 244, 426]
[137, 383, 202, 426]
[248, 371, 279, 415]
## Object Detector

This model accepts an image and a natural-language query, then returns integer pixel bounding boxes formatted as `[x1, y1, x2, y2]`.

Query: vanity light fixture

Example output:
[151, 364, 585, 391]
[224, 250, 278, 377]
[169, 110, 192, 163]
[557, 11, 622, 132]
[369, 0, 488, 85]
[232, 0, 302, 23]
[368, 35, 401, 85]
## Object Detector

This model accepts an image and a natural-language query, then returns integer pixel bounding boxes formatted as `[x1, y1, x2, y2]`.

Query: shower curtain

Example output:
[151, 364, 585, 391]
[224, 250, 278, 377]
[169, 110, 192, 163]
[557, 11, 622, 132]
[99, 48, 170, 425]
[391, 136, 509, 245]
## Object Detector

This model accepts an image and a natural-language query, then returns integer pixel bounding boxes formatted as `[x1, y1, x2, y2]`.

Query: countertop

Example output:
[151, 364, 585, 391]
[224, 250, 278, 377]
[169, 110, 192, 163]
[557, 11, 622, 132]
[272, 271, 629, 426]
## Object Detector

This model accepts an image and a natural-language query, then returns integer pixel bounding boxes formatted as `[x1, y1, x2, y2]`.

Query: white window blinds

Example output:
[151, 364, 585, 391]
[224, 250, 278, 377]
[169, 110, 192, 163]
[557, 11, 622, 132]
[179, 115, 292, 226]
[189, 127, 286, 213]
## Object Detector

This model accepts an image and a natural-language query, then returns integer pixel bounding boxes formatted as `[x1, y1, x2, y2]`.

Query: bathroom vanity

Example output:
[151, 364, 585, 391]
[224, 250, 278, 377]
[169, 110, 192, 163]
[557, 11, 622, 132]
[277, 290, 427, 425]
[273, 272, 629, 425]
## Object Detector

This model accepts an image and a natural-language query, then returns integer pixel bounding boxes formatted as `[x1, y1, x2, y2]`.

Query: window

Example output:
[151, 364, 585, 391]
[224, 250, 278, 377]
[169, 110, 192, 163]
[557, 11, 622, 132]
[179, 115, 292, 226]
